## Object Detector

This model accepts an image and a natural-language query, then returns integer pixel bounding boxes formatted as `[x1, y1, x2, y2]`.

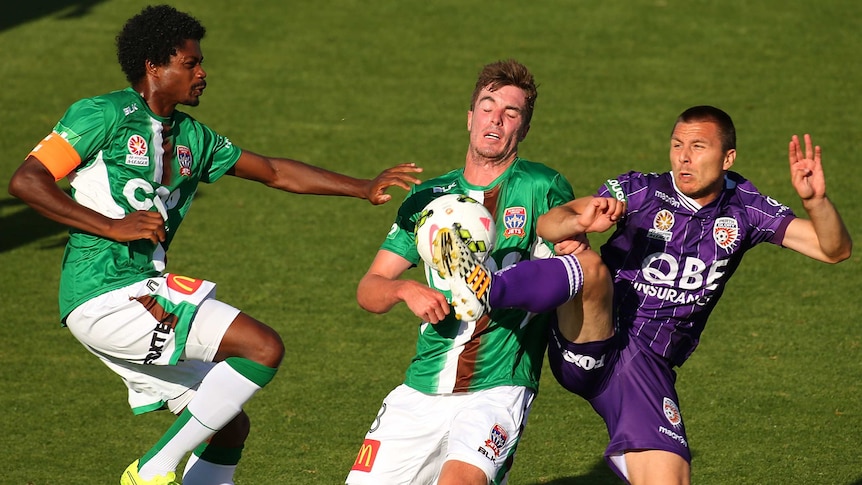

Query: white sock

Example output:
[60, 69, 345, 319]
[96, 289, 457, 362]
[138, 413, 214, 479]
[187, 360, 261, 429]
[138, 361, 262, 479]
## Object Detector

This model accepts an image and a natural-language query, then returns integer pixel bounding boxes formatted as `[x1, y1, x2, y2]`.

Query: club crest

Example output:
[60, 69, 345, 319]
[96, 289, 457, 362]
[503, 207, 526, 238]
[663, 397, 682, 427]
[177, 145, 193, 177]
[484, 424, 509, 457]
[713, 217, 739, 250]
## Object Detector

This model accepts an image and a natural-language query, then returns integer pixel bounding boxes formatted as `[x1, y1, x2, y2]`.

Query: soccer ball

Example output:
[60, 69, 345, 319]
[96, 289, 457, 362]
[414, 194, 496, 267]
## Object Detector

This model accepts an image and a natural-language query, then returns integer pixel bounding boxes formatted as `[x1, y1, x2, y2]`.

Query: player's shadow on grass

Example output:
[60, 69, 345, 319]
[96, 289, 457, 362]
[1, 0, 107, 33]
[0, 197, 68, 252]
[526, 459, 620, 485]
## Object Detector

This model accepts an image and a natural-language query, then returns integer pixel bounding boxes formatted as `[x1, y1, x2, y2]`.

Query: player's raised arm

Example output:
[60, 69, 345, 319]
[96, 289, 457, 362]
[8, 156, 166, 244]
[228, 150, 422, 204]
[537, 196, 626, 243]
[779, 134, 852, 263]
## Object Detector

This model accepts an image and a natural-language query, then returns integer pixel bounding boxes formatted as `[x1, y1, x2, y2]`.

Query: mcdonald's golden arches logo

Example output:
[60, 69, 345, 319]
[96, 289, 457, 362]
[350, 439, 380, 472]
[166, 274, 203, 295]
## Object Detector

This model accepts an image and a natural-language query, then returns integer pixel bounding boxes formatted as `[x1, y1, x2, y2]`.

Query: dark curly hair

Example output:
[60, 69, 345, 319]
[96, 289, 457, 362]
[116, 5, 206, 84]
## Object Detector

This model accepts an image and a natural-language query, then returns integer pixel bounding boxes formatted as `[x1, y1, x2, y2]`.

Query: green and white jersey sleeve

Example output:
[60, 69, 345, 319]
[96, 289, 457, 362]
[381, 158, 575, 394]
[56, 88, 242, 320]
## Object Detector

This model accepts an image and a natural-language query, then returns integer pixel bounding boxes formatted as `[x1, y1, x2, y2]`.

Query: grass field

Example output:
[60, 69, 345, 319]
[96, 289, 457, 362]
[1, 1, 860, 484]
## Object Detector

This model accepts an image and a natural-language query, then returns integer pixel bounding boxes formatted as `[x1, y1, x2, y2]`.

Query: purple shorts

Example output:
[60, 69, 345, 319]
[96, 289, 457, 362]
[547, 322, 691, 479]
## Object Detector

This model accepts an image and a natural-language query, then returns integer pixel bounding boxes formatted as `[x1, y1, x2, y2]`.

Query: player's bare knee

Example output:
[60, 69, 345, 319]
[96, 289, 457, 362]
[579, 251, 611, 294]
[254, 324, 285, 368]
[221, 314, 285, 367]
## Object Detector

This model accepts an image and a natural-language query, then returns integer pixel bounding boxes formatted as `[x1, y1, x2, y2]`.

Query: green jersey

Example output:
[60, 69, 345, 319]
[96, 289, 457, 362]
[382, 158, 575, 394]
[54, 88, 241, 319]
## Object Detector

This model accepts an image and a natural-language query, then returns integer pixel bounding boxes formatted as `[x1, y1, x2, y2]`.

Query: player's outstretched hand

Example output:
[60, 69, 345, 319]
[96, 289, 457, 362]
[365, 163, 423, 205]
[537, 196, 625, 244]
[789, 134, 825, 202]
[108, 210, 166, 244]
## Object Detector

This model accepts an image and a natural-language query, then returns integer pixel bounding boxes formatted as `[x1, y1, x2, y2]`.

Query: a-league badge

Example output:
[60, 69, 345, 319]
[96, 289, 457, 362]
[128, 134, 147, 155]
[125, 134, 149, 167]
[648, 209, 674, 242]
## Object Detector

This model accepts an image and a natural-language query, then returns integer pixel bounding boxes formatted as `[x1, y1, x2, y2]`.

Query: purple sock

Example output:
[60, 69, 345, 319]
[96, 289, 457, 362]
[489, 254, 583, 313]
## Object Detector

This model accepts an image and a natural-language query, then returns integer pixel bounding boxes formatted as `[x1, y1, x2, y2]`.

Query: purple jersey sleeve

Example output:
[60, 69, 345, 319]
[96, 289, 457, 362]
[596, 171, 796, 366]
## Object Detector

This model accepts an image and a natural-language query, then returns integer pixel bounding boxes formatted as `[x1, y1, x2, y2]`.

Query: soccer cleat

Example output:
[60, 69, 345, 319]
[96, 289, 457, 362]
[120, 460, 180, 485]
[433, 226, 492, 321]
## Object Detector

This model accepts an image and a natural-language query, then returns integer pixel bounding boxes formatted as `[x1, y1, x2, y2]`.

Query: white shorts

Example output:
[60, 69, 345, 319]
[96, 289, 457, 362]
[346, 384, 535, 485]
[65, 274, 240, 415]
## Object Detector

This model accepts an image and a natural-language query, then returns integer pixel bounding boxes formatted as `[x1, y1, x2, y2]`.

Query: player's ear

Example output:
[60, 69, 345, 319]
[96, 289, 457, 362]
[467, 110, 473, 131]
[723, 149, 736, 170]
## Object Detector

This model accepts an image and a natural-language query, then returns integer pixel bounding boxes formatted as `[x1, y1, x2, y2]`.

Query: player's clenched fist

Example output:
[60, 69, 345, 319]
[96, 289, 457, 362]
[108, 210, 166, 244]
[401, 281, 451, 324]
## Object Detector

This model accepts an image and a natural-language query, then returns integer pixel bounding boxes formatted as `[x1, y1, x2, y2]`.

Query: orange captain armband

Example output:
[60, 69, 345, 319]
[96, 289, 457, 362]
[28, 132, 82, 181]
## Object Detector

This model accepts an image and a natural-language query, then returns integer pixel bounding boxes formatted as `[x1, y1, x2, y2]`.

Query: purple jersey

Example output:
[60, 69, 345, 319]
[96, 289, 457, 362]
[597, 171, 795, 366]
